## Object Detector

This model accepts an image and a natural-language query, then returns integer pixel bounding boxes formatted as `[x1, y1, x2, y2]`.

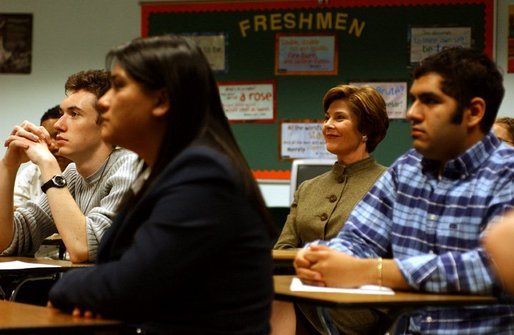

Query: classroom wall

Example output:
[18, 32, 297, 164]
[0, 0, 141, 148]
[0, 0, 513, 207]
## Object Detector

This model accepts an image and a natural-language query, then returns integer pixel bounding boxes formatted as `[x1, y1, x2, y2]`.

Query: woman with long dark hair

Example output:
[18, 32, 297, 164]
[48, 35, 275, 334]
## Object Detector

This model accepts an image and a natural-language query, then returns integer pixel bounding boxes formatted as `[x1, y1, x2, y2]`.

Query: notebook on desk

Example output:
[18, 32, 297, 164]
[290, 277, 394, 295]
[0, 261, 60, 270]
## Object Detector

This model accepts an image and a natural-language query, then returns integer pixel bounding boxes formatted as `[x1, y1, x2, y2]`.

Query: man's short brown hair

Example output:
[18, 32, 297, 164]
[65, 70, 110, 99]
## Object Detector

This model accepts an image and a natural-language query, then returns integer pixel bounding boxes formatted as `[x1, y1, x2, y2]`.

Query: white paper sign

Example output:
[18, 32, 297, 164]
[290, 277, 394, 295]
[351, 82, 407, 119]
[219, 82, 275, 122]
[410, 27, 471, 63]
[181, 33, 226, 72]
[0, 261, 60, 270]
[281, 122, 336, 159]
[276, 34, 337, 75]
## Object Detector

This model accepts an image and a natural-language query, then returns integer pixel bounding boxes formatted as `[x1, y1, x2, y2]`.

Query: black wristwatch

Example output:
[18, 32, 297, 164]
[41, 175, 67, 193]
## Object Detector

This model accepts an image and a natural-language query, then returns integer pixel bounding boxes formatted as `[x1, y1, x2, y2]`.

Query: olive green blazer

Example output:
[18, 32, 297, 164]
[274, 156, 386, 249]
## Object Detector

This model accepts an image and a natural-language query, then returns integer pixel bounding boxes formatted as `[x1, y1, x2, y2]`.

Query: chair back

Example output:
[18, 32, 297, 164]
[290, 158, 335, 203]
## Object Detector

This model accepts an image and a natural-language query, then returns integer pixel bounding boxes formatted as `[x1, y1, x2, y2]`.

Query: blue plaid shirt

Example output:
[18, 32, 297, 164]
[324, 133, 514, 334]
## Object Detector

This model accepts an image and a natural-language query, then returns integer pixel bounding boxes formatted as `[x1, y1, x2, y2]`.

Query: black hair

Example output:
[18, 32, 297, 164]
[413, 47, 504, 133]
[40, 105, 61, 125]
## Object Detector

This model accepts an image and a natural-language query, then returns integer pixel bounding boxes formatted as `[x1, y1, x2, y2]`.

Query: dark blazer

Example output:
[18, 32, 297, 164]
[49, 144, 273, 335]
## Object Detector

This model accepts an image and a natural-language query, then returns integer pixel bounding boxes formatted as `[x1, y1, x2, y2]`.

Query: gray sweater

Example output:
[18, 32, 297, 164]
[3, 148, 139, 261]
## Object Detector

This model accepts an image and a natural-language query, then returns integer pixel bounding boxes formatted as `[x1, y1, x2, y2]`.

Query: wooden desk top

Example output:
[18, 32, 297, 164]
[274, 275, 498, 309]
[272, 249, 299, 261]
[272, 249, 298, 275]
[0, 300, 120, 333]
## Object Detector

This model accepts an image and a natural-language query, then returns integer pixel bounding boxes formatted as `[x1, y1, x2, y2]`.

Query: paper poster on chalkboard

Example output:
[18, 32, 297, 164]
[179, 32, 227, 73]
[219, 81, 275, 122]
[350, 82, 407, 119]
[410, 26, 471, 63]
[275, 33, 337, 76]
[280, 120, 336, 160]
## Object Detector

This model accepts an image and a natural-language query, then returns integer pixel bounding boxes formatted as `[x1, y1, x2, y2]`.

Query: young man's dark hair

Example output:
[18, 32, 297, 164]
[40, 105, 60, 125]
[413, 47, 504, 133]
[65, 70, 110, 99]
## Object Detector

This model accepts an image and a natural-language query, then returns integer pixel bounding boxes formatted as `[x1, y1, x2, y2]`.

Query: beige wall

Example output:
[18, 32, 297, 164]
[0, 0, 140, 154]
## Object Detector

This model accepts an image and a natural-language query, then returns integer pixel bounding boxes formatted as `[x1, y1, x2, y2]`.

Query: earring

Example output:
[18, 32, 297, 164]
[362, 135, 368, 142]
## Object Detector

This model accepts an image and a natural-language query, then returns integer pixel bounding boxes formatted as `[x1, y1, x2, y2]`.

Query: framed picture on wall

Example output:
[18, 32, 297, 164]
[0, 13, 32, 74]
[275, 33, 338, 76]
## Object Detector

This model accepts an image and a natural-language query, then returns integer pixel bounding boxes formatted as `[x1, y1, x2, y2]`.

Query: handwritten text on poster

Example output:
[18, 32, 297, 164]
[219, 81, 275, 122]
[276, 34, 337, 75]
[410, 27, 471, 63]
[350, 82, 407, 119]
[281, 121, 336, 159]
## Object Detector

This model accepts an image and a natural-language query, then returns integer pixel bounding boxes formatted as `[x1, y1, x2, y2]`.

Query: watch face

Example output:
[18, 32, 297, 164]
[53, 176, 67, 187]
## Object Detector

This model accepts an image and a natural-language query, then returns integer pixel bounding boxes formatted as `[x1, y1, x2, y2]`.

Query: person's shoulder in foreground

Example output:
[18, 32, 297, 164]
[51, 142, 272, 333]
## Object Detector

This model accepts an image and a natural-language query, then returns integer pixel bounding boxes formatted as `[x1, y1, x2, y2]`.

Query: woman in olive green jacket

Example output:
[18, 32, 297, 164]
[272, 84, 391, 335]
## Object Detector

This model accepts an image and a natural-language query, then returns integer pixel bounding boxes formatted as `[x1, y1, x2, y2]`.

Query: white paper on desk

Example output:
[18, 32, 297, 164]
[0, 261, 60, 270]
[290, 277, 395, 295]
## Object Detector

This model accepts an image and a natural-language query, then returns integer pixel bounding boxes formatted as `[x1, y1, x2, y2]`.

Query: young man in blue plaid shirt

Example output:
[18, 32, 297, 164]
[295, 47, 514, 334]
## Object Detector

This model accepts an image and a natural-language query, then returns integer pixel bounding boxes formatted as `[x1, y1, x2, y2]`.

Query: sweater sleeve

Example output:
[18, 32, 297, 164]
[2, 150, 140, 260]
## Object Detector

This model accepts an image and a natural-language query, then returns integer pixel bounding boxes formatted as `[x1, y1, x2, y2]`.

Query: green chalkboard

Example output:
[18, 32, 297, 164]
[142, 0, 492, 178]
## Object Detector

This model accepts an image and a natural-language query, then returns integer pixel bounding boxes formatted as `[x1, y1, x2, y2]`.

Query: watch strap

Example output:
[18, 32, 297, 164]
[41, 175, 67, 193]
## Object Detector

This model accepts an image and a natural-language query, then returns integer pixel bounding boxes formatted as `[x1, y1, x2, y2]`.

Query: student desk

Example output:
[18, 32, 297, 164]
[0, 257, 91, 301]
[0, 300, 121, 334]
[40, 234, 66, 260]
[272, 249, 298, 274]
[274, 275, 497, 308]
[274, 275, 499, 334]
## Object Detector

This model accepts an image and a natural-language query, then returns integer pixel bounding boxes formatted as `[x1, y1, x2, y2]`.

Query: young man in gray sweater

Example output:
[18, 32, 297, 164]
[0, 70, 138, 263]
